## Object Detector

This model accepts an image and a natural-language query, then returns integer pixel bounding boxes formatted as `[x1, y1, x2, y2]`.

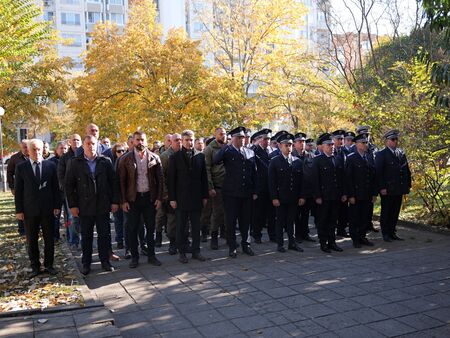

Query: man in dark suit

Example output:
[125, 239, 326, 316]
[345, 134, 377, 248]
[15, 139, 61, 278]
[65, 135, 119, 275]
[311, 133, 346, 253]
[76, 123, 113, 161]
[214, 126, 257, 258]
[268, 133, 304, 253]
[251, 128, 275, 243]
[375, 130, 412, 242]
[168, 130, 209, 263]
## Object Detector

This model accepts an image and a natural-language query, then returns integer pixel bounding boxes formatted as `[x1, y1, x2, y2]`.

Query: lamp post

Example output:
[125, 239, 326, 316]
[0, 107, 6, 192]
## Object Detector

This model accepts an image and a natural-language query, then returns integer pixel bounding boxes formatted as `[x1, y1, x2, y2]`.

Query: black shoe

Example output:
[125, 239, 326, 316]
[320, 243, 331, 253]
[148, 256, 162, 266]
[124, 250, 131, 259]
[353, 242, 362, 248]
[155, 232, 162, 247]
[328, 243, 343, 252]
[117, 242, 124, 250]
[80, 265, 90, 275]
[141, 246, 149, 256]
[229, 249, 237, 258]
[383, 235, 392, 242]
[192, 253, 207, 261]
[29, 268, 40, 278]
[303, 235, 316, 242]
[168, 244, 177, 255]
[277, 246, 286, 253]
[391, 234, 404, 241]
[361, 238, 374, 246]
[129, 259, 139, 268]
[254, 237, 262, 244]
[288, 243, 304, 252]
[242, 245, 255, 256]
[45, 266, 58, 275]
[101, 261, 114, 272]
[210, 237, 219, 250]
[179, 253, 188, 264]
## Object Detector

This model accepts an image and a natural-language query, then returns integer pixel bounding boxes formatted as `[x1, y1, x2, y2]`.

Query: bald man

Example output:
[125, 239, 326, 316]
[76, 123, 113, 161]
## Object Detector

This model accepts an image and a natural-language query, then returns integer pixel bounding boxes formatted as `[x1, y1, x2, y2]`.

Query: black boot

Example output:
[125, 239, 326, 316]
[320, 241, 331, 253]
[210, 231, 219, 250]
[155, 232, 162, 248]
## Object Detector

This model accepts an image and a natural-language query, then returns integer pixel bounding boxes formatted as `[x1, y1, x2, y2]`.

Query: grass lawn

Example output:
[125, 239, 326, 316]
[0, 192, 84, 312]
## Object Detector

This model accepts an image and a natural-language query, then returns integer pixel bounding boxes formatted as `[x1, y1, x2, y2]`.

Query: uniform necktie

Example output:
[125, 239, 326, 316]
[34, 161, 40, 181]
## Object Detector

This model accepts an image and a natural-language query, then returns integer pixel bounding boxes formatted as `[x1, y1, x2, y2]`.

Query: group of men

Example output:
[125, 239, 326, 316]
[8, 123, 412, 278]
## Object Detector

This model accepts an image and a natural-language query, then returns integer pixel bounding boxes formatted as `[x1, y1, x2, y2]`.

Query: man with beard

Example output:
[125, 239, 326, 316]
[204, 128, 227, 249]
[169, 130, 209, 264]
[214, 127, 257, 258]
[118, 131, 163, 268]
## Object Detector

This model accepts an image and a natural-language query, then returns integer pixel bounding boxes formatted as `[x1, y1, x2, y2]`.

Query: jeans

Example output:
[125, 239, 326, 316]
[66, 198, 80, 246]
[113, 209, 124, 244]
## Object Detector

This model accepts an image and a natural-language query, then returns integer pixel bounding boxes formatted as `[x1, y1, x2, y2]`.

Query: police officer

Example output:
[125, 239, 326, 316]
[345, 134, 376, 248]
[305, 138, 315, 153]
[375, 130, 411, 242]
[252, 129, 275, 243]
[311, 133, 346, 253]
[343, 131, 355, 155]
[332, 130, 349, 238]
[214, 127, 257, 258]
[269, 130, 289, 159]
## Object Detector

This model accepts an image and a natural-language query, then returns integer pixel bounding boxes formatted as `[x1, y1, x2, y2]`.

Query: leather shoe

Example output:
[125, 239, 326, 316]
[148, 256, 162, 266]
[178, 253, 188, 264]
[45, 266, 58, 275]
[353, 242, 362, 248]
[29, 268, 40, 278]
[383, 235, 392, 242]
[288, 243, 304, 252]
[229, 249, 237, 258]
[328, 243, 343, 252]
[192, 253, 207, 261]
[101, 261, 114, 272]
[320, 243, 331, 253]
[242, 245, 255, 256]
[277, 246, 286, 253]
[361, 238, 374, 246]
[129, 260, 139, 268]
[391, 234, 404, 241]
[80, 265, 90, 275]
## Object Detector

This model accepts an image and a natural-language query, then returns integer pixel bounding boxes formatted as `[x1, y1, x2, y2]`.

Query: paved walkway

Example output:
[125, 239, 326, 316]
[74, 222, 450, 338]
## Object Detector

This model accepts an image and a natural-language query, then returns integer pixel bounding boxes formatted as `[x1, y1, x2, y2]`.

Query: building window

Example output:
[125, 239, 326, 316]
[108, 0, 123, 4]
[87, 12, 102, 24]
[62, 33, 83, 47]
[61, 0, 80, 4]
[193, 22, 205, 33]
[43, 11, 54, 22]
[61, 12, 81, 25]
[87, 0, 101, 3]
[109, 13, 124, 25]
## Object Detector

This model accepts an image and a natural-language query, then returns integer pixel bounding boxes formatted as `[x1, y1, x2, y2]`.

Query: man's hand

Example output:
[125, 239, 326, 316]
[341, 195, 347, 203]
[380, 189, 387, 196]
[209, 189, 217, 198]
[315, 198, 322, 205]
[272, 199, 280, 207]
[202, 199, 208, 207]
[111, 204, 119, 213]
[16, 213, 24, 221]
[253, 194, 258, 201]
[349, 197, 356, 205]
[170, 201, 177, 209]
[122, 202, 130, 212]
[70, 207, 79, 217]
[372, 196, 377, 204]
[154, 200, 162, 210]
[53, 209, 60, 217]
[298, 198, 306, 206]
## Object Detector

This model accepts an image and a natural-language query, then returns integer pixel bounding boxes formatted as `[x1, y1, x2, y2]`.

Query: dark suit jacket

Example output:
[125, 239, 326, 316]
[311, 154, 345, 201]
[57, 147, 76, 191]
[65, 155, 119, 216]
[268, 155, 303, 204]
[14, 160, 61, 217]
[345, 152, 377, 200]
[375, 147, 411, 195]
[6, 151, 27, 190]
[168, 148, 208, 211]
[254, 145, 271, 195]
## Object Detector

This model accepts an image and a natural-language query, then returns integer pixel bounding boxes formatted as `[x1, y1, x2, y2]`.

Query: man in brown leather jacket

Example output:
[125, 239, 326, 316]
[118, 130, 164, 268]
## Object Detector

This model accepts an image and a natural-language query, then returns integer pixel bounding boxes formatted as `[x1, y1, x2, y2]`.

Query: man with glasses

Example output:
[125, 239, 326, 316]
[375, 130, 412, 242]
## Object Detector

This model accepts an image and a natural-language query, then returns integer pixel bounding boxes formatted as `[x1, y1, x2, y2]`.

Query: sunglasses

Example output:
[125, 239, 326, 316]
[116, 149, 125, 153]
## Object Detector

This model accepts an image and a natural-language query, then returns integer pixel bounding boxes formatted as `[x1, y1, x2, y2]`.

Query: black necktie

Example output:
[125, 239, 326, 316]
[34, 161, 40, 181]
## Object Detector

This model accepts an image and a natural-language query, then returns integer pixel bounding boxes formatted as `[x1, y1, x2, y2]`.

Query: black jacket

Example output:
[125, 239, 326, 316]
[6, 151, 27, 190]
[65, 155, 119, 216]
[268, 154, 303, 204]
[168, 148, 208, 211]
[300, 151, 315, 198]
[57, 147, 76, 191]
[375, 147, 411, 195]
[345, 152, 377, 200]
[14, 160, 61, 217]
[253, 145, 271, 195]
[213, 145, 257, 198]
[311, 153, 345, 201]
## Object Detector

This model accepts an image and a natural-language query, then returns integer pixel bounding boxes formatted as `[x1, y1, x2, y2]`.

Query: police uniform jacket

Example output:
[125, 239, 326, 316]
[213, 145, 256, 198]
[311, 154, 344, 201]
[254, 145, 271, 195]
[345, 152, 377, 200]
[268, 154, 303, 204]
[300, 151, 315, 198]
[375, 147, 411, 195]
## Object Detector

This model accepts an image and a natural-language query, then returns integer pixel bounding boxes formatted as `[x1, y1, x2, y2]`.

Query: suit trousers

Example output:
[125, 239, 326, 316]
[176, 209, 201, 254]
[315, 200, 339, 243]
[80, 213, 111, 266]
[128, 193, 156, 260]
[275, 203, 297, 247]
[349, 199, 371, 242]
[25, 213, 54, 270]
[295, 197, 315, 239]
[252, 191, 275, 240]
[223, 195, 251, 249]
[380, 195, 403, 237]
